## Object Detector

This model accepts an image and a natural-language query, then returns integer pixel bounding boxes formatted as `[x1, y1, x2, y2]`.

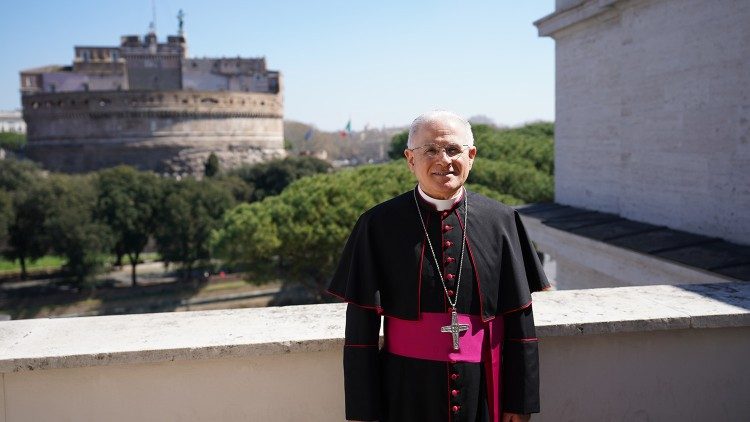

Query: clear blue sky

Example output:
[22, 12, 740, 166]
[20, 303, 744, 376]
[0, 1, 555, 131]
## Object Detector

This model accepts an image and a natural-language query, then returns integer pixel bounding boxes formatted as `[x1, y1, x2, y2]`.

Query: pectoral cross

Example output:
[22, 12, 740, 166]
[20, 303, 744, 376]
[441, 309, 469, 351]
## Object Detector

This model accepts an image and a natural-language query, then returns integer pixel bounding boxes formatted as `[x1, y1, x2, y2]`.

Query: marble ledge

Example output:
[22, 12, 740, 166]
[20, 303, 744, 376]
[0, 282, 748, 374]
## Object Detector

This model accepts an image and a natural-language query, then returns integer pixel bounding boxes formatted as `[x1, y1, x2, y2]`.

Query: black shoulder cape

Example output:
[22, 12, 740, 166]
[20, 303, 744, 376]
[328, 188, 549, 321]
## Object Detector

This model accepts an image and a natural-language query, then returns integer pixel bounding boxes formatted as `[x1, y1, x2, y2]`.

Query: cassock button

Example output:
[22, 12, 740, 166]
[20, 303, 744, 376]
[451, 389, 459, 397]
[452, 405, 460, 413]
[451, 373, 460, 380]
[447, 290, 455, 297]
[441, 211, 450, 219]
[443, 240, 453, 248]
[445, 256, 456, 264]
[443, 224, 453, 232]
[445, 273, 455, 281]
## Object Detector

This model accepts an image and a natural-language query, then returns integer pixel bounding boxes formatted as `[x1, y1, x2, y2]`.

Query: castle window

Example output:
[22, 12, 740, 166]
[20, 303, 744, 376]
[82, 50, 90, 62]
[201, 98, 219, 104]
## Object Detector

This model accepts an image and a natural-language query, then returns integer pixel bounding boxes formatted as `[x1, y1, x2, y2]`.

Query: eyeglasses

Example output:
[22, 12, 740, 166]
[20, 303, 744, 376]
[408, 143, 471, 159]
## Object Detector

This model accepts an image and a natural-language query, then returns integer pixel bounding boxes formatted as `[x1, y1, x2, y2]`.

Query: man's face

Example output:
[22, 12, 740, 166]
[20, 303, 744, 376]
[404, 118, 477, 200]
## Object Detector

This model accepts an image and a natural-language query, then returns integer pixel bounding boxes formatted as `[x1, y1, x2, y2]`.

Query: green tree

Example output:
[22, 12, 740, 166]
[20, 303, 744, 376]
[229, 156, 331, 202]
[211, 200, 282, 272]
[388, 131, 409, 160]
[155, 178, 234, 281]
[46, 174, 113, 285]
[96, 166, 163, 286]
[0, 190, 14, 249]
[213, 161, 414, 299]
[4, 180, 54, 279]
[0, 158, 42, 191]
[211, 174, 254, 203]
[204, 153, 220, 178]
[472, 122, 554, 175]
[468, 159, 553, 203]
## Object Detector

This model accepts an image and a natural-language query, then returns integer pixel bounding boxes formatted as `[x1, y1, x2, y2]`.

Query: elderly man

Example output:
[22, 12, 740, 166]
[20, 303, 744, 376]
[328, 110, 548, 422]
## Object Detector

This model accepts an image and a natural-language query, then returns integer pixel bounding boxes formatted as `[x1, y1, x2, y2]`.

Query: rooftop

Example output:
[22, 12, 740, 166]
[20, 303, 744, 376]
[518, 202, 750, 281]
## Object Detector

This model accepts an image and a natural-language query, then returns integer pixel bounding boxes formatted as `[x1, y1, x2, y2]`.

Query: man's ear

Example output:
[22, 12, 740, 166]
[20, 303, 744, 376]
[404, 149, 416, 170]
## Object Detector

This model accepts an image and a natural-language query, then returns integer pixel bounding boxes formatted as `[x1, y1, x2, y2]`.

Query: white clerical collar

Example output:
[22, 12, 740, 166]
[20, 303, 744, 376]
[417, 185, 463, 211]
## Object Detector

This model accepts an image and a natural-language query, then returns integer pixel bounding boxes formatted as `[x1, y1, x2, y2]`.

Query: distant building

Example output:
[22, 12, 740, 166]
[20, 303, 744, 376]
[20, 25, 285, 175]
[0, 111, 25, 133]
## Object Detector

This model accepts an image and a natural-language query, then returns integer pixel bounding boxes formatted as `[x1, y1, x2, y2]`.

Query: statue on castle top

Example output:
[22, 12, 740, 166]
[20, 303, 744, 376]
[178, 9, 185, 35]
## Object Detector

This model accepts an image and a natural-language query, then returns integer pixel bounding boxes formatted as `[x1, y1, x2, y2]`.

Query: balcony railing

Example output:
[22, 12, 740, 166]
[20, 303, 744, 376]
[1, 282, 748, 421]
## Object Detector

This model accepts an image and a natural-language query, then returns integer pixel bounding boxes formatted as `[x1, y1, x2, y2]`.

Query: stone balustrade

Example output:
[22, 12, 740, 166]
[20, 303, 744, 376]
[1, 282, 748, 421]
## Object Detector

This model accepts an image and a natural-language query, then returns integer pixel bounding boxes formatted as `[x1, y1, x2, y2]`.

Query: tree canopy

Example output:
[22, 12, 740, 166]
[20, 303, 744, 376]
[46, 174, 113, 284]
[96, 166, 163, 286]
[0, 121, 553, 295]
[229, 156, 331, 202]
[155, 178, 235, 280]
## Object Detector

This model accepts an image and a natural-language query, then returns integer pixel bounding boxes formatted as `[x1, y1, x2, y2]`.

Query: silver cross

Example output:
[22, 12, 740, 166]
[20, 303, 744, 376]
[441, 309, 470, 351]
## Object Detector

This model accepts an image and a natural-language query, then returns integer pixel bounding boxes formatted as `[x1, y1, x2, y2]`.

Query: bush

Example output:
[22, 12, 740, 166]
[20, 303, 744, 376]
[229, 156, 332, 202]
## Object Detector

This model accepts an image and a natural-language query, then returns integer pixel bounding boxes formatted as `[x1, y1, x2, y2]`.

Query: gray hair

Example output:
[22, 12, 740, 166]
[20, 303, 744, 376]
[407, 110, 474, 149]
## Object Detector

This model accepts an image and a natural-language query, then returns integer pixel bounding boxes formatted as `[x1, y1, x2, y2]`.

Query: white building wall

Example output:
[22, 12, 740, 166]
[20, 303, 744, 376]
[541, 0, 750, 244]
[0, 111, 26, 133]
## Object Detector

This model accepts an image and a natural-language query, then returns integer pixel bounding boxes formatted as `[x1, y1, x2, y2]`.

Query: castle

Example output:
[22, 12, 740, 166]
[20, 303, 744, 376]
[19, 18, 285, 175]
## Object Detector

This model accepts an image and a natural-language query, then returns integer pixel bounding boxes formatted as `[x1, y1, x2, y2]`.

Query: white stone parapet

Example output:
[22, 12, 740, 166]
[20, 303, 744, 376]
[1, 283, 747, 374]
[1, 283, 748, 421]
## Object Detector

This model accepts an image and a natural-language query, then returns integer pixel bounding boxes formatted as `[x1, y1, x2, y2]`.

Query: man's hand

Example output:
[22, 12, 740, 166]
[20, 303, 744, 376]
[501, 413, 531, 422]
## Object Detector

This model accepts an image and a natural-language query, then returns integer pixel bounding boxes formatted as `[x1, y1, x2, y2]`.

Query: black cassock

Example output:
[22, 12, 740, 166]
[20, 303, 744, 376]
[328, 188, 549, 422]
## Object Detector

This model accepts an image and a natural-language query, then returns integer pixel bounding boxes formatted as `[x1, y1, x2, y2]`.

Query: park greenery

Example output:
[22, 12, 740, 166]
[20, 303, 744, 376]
[0, 122, 553, 301]
[0, 132, 26, 151]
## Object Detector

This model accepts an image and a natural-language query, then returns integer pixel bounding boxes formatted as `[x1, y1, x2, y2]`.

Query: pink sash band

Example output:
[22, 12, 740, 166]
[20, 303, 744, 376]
[384, 312, 486, 363]
[384, 312, 505, 422]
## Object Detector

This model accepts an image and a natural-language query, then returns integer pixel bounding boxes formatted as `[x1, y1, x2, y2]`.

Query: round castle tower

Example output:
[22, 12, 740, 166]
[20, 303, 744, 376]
[22, 89, 284, 175]
[19, 30, 286, 175]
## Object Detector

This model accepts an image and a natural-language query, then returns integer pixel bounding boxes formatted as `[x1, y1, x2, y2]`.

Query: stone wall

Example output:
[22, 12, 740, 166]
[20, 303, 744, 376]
[22, 90, 285, 174]
[182, 58, 279, 93]
[1, 283, 748, 421]
[536, 0, 750, 245]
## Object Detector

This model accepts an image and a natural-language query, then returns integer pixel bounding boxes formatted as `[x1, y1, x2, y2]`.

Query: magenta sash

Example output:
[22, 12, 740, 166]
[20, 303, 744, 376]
[384, 312, 505, 421]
